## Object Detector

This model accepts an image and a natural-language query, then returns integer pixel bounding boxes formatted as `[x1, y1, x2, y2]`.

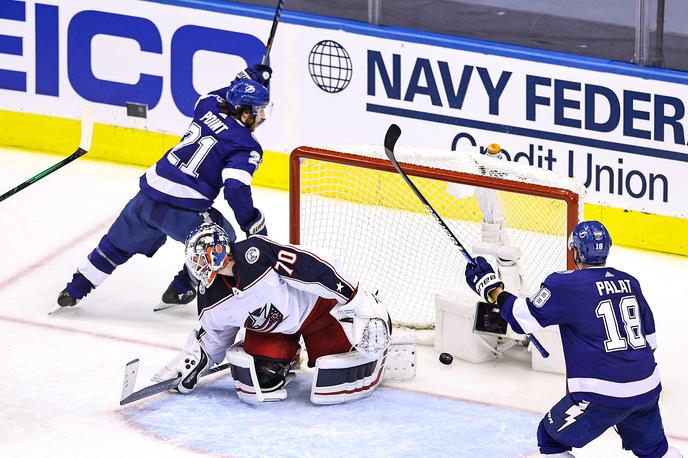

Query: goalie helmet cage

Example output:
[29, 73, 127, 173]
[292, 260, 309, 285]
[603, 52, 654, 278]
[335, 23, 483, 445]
[290, 146, 585, 329]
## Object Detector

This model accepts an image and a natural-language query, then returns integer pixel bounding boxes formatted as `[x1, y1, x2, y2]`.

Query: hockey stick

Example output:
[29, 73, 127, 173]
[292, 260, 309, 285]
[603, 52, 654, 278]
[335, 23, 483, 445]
[383, 124, 550, 359]
[119, 359, 231, 406]
[0, 106, 94, 203]
[261, 0, 285, 65]
[383, 124, 475, 267]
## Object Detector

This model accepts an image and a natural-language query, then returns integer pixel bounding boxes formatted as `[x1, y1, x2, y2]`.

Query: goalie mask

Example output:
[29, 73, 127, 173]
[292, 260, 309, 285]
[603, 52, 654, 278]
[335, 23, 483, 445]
[184, 223, 233, 288]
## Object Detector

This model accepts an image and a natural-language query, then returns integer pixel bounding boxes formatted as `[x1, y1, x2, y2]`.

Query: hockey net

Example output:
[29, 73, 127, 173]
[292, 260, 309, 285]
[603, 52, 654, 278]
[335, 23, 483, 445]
[290, 145, 585, 329]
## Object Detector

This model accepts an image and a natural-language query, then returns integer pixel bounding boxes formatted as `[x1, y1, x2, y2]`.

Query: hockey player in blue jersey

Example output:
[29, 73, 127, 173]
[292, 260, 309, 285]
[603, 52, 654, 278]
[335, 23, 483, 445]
[54, 64, 274, 312]
[465, 221, 682, 458]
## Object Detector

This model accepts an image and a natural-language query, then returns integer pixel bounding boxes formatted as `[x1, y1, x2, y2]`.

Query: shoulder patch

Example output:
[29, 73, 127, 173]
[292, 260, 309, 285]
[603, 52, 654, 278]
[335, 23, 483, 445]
[531, 287, 551, 308]
[245, 246, 260, 264]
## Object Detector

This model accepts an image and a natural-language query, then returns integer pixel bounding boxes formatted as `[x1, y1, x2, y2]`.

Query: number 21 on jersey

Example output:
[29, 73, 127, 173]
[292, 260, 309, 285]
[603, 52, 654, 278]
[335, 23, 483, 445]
[168, 122, 217, 178]
[596, 295, 646, 352]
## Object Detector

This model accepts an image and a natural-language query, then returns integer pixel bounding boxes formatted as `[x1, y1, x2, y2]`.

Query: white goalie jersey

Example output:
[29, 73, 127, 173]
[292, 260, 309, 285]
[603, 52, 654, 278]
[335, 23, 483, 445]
[195, 236, 360, 362]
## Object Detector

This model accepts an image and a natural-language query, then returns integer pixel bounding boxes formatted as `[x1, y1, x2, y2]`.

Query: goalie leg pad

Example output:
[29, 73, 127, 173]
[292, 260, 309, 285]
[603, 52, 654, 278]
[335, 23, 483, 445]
[310, 350, 386, 405]
[227, 343, 293, 404]
[383, 327, 416, 382]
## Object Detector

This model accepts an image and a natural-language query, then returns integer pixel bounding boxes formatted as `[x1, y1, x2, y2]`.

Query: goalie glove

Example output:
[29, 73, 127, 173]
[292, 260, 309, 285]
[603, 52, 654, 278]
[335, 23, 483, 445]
[465, 256, 504, 304]
[152, 329, 213, 394]
[235, 64, 272, 88]
[332, 289, 391, 359]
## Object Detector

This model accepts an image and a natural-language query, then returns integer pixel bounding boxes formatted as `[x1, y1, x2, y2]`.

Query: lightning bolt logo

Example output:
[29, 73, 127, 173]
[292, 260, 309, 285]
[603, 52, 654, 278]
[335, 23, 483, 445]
[557, 400, 590, 432]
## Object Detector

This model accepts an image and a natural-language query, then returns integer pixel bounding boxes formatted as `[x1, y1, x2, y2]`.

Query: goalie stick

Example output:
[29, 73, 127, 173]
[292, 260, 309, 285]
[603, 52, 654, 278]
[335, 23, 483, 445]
[261, 0, 285, 65]
[0, 105, 94, 203]
[119, 359, 231, 406]
[383, 124, 550, 359]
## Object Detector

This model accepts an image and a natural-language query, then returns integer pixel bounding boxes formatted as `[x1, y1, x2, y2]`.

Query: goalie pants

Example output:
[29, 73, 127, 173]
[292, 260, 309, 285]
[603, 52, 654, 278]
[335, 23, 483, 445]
[244, 298, 352, 367]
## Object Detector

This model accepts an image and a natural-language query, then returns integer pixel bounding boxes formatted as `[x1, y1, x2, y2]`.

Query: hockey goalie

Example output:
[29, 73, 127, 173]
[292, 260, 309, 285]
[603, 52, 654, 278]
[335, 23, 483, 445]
[153, 223, 401, 404]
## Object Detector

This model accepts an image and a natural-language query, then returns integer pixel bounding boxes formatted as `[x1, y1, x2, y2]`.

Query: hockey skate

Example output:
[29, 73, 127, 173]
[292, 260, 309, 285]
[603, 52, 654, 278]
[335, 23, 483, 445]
[154, 284, 197, 312]
[57, 288, 79, 307]
[48, 289, 80, 315]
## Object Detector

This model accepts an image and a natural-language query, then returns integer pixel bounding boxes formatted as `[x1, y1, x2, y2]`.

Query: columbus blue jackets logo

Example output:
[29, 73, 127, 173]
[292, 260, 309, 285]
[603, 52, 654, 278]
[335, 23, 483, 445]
[245, 304, 284, 332]
[245, 247, 260, 264]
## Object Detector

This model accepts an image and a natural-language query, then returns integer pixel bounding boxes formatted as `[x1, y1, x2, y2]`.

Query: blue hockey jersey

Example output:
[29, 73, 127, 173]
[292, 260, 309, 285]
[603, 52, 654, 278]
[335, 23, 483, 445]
[139, 87, 263, 233]
[499, 266, 660, 408]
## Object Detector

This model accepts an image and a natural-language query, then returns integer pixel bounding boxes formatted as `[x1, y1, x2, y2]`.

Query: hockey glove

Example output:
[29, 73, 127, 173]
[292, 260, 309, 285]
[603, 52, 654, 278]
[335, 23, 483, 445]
[465, 256, 504, 304]
[244, 208, 268, 237]
[235, 64, 272, 87]
[152, 329, 213, 394]
[333, 289, 391, 359]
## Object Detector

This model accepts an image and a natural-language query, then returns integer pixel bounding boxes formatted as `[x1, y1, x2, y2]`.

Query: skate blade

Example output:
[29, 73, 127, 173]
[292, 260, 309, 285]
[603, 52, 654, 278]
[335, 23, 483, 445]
[48, 304, 77, 315]
[153, 301, 184, 312]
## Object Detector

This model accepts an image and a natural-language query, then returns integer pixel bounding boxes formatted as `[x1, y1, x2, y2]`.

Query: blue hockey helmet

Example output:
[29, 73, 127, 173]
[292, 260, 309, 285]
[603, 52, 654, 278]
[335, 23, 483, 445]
[568, 220, 612, 265]
[226, 78, 270, 117]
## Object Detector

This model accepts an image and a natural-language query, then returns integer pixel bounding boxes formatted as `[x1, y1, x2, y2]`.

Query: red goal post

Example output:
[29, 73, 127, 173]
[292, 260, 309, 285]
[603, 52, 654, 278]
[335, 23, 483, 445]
[290, 145, 584, 329]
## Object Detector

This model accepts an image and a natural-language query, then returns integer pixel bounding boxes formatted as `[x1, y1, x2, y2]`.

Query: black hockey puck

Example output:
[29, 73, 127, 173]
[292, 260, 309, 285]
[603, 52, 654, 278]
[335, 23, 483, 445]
[439, 352, 453, 365]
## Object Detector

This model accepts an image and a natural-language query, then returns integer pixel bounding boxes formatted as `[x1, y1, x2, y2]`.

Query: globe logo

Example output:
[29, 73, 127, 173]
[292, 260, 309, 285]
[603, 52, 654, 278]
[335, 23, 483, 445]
[308, 40, 352, 93]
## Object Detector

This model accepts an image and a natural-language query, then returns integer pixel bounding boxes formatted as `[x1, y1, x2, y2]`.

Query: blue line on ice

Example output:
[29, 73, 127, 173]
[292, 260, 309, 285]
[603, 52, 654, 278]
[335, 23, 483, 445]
[122, 374, 541, 457]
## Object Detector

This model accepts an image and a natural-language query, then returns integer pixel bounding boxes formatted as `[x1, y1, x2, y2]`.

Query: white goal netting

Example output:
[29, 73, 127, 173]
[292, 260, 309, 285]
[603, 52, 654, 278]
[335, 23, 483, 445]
[291, 146, 586, 329]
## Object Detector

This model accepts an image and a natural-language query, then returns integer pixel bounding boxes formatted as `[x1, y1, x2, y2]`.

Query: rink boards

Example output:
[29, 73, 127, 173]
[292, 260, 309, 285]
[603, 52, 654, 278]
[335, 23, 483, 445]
[1, 0, 687, 255]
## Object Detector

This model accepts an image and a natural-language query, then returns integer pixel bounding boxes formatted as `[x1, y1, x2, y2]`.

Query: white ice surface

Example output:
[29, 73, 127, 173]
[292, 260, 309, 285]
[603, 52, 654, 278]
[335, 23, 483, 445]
[0, 148, 685, 457]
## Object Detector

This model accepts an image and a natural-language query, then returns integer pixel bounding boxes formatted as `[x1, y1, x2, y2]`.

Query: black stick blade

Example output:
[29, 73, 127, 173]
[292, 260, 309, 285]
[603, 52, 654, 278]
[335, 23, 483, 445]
[384, 124, 402, 157]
